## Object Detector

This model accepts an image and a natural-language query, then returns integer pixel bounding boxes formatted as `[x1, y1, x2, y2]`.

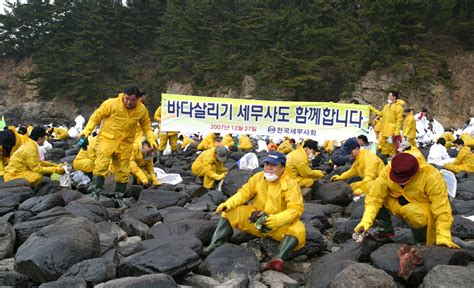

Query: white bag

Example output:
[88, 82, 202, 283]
[154, 167, 183, 185]
[256, 140, 268, 153]
[68, 127, 79, 138]
[237, 153, 259, 170]
[440, 169, 457, 199]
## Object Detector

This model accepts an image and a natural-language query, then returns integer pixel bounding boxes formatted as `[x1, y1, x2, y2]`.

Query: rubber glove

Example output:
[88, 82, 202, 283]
[265, 211, 292, 230]
[313, 170, 325, 178]
[354, 221, 372, 234]
[152, 179, 161, 186]
[54, 166, 65, 174]
[215, 202, 231, 214]
[331, 175, 342, 182]
[149, 140, 158, 150]
[214, 172, 227, 181]
[436, 238, 460, 249]
[138, 176, 149, 187]
[353, 188, 364, 196]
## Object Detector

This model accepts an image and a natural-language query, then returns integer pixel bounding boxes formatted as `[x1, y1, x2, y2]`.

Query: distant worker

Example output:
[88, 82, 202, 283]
[286, 139, 325, 190]
[192, 146, 229, 189]
[443, 139, 474, 173]
[130, 140, 160, 187]
[403, 107, 416, 147]
[197, 133, 219, 151]
[154, 106, 179, 156]
[238, 134, 253, 151]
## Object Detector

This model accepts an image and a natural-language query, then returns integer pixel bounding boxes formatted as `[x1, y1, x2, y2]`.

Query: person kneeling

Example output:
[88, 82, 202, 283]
[130, 140, 160, 187]
[203, 151, 306, 272]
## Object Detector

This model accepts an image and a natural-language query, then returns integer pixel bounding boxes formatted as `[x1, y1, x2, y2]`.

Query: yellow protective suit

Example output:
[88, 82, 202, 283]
[221, 134, 234, 148]
[323, 140, 334, 155]
[4, 138, 62, 185]
[403, 112, 416, 147]
[197, 133, 218, 151]
[73, 136, 97, 173]
[277, 140, 293, 155]
[53, 127, 69, 140]
[370, 100, 404, 155]
[443, 146, 474, 173]
[238, 135, 253, 150]
[191, 147, 227, 188]
[0, 126, 23, 177]
[460, 134, 474, 148]
[181, 135, 196, 149]
[356, 163, 457, 247]
[334, 149, 384, 194]
[286, 145, 325, 188]
[130, 143, 160, 186]
[439, 132, 455, 148]
[221, 171, 306, 250]
[154, 106, 178, 152]
[403, 146, 429, 169]
[81, 93, 155, 184]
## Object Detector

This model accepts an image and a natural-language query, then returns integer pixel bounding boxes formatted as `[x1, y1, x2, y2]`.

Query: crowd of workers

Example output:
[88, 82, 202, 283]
[0, 87, 472, 272]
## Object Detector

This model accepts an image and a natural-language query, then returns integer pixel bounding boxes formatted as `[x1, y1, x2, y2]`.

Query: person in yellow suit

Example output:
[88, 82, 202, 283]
[438, 129, 455, 148]
[277, 138, 294, 155]
[179, 134, 196, 150]
[4, 126, 65, 186]
[238, 134, 253, 151]
[460, 133, 474, 148]
[221, 134, 234, 148]
[397, 140, 428, 168]
[197, 133, 219, 151]
[191, 146, 229, 189]
[443, 139, 474, 173]
[130, 140, 160, 187]
[73, 134, 97, 180]
[52, 127, 69, 140]
[369, 91, 404, 156]
[203, 151, 306, 272]
[354, 153, 459, 248]
[78, 85, 157, 207]
[331, 138, 384, 196]
[154, 106, 179, 156]
[402, 108, 416, 147]
[0, 126, 23, 178]
[286, 140, 325, 189]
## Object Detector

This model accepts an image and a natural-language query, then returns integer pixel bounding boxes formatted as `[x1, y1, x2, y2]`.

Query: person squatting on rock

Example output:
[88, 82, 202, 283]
[78, 85, 158, 208]
[443, 138, 474, 173]
[354, 153, 459, 248]
[0, 125, 23, 179]
[203, 151, 306, 272]
[4, 126, 65, 186]
[130, 140, 161, 187]
[191, 145, 229, 189]
[72, 133, 97, 181]
[331, 137, 384, 196]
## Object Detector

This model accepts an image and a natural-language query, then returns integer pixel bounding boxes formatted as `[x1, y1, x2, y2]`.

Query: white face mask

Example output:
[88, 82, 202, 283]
[264, 172, 278, 182]
[388, 99, 393, 104]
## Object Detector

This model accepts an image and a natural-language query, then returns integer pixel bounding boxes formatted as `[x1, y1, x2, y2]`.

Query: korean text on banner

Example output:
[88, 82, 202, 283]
[160, 94, 370, 142]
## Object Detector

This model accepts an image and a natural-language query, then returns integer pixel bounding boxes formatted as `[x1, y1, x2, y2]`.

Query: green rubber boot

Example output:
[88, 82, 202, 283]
[411, 227, 427, 244]
[115, 182, 127, 208]
[262, 235, 298, 272]
[374, 207, 394, 236]
[203, 218, 233, 256]
[91, 175, 105, 201]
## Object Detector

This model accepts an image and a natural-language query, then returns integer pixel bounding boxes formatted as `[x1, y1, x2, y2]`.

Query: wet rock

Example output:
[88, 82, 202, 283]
[122, 204, 161, 226]
[39, 276, 87, 288]
[451, 215, 474, 239]
[18, 193, 65, 214]
[119, 217, 149, 238]
[15, 217, 100, 283]
[422, 264, 474, 288]
[162, 210, 210, 223]
[292, 224, 327, 258]
[0, 178, 31, 189]
[330, 262, 396, 288]
[147, 219, 217, 244]
[65, 147, 80, 156]
[60, 258, 116, 286]
[34, 180, 62, 196]
[0, 271, 30, 288]
[0, 187, 34, 216]
[333, 218, 359, 244]
[198, 243, 259, 282]
[44, 148, 66, 162]
[65, 199, 109, 223]
[0, 221, 15, 260]
[261, 270, 299, 287]
[312, 182, 353, 206]
[301, 203, 333, 225]
[180, 273, 221, 287]
[187, 190, 228, 212]
[179, 184, 209, 198]
[60, 155, 76, 164]
[96, 221, 127, 254]
[221, 170, 253, 197]
[94, 274, 177, 288]
[80, 194, 116, 208]
[0, 210, 33, 225]
[456, 178, 474, 201]
[137, 236, 202, 255]
[58, 189, 84, 204]
[138, 189, 189, 209]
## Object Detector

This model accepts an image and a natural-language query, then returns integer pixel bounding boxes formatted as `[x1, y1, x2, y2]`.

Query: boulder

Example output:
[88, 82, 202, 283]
[198, 243, 259, 282]
[0, 257, 14, 272]
[451, 215, 474, 239]
[0, 271, 30, 288]
[122, 204, 161, 226]
[180, 273, 221, 287]
[215, 275, 249, 288]
[65, 199, 109, 223]
[44, 148, 66, 162]
[58, 190, 84, 204]
[333, 219, 359, 244]
[96, 221, 127, 254]
[261, 270, 299, 287]
[39, 276, 87, 288]
[161, 210, 210, 223]
[0, 210, 33, 225]
[312, 182, 353, 206]
[0, 221, 15, 260]
[187, 190, 228, 212]
[221, 169, 253, 197]
[119, 217, 149, 238]
[292, 224, 327, 258]
[146, 219, 217, 244]
[137, 189, 189, 209]
[15, 217, 101, 283]
[0, 187, 34, 216]
[35, 180, 62, 196]
[60, 258, 116, 286]
[330, 262, 396, 288]
[422, 264, 474, 288]
[94, 274, 177, 288]
[18, 193, 65, 214]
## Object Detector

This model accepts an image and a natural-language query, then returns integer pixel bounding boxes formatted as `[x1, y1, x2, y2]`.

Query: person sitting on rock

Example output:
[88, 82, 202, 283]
[286, 140, 325, 195]
[47, 126, 69, 140]
[72, 133, 97, 180]
[197, 133, 219, 151]
[238, 134, 253, 151]
[354, 153, 459, 248]
[443, 139, 474, 173]
[4, 126, 65, 186]
[191, 145, 229, 189]
[203, 151, 305, 272]
[277, 138, 294, 155]
[130, 140, 160, 187]
[0, 126, 23, 180]
[220, 133, 234, 148]
[331, 137, 384, 196]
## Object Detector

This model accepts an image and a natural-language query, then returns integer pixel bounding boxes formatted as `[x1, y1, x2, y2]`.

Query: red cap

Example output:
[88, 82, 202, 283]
[389, 153, 419, 183]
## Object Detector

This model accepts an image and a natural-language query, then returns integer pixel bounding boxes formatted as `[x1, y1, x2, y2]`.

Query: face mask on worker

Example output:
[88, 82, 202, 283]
[388, 99, 393, 104]
[264, 172, 278, 182]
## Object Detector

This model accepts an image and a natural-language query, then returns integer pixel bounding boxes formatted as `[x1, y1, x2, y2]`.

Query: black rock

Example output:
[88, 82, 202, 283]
[451, 199, 474, 216]
[0, 221, 15, 260]
[65, 147, 80, 156]
[39, 276, 87, 288]
[187, 190, 228, 212]
[221, 169, 253, 197]
[44, 148, 66, 162]
[451, 215, 474, 239]
[65, 199, 109, 223]
[94, 274, 177, 288]
[58, 190, 84, 204]
[312, 182, 353, 206]
[119, 217, 149, 238]
[422, 264, 474, 288]
[18, 193, 65, 214]
[333, 219, 359, 244]
[35, 180, 62, 196]
[161, 210, 210, 223]
[292, 224, 327, 258]
[0, 271, 30, 288]
[60, 258, 116, 286]
[0, 187, 34, 216]
[138, 189, 189, 209]
[0, 210, 33, 224]
[96, 221, 127, 254]
[122, 204, 161, 226]
[15, 217, 101, 283]
[146, 219, 217, 244]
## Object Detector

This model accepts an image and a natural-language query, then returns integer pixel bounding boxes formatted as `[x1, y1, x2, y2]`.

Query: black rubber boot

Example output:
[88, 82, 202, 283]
[411, 227, 427, 244]
[262, 235, 298, 272]
[91, 175, 105, 201]
[374, 207, 394, 236]
[203, 218, 233, 256]
[114, 182, 127, 208]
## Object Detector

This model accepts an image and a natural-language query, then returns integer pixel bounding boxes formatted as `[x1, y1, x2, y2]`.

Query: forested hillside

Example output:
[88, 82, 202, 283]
[1, 0, 472, 107]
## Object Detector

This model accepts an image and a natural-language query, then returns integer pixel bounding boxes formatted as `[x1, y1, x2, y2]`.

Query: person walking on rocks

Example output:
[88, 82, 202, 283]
[204, 151, 306, 272]
[4, 126, 65, 186]
[191, 146, 229, 189]
[354, 153, 459, 248]
[78, 85, 157, 207]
